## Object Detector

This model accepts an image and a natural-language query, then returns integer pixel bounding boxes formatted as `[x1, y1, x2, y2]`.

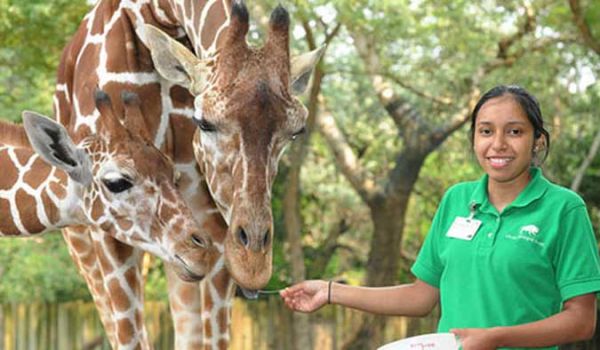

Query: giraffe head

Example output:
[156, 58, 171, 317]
[143, 2, 323, 290]
[23, 91, 218, 282]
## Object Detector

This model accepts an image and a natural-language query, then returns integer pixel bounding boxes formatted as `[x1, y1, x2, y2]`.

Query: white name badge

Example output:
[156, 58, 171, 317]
[446, 217, 481, 241]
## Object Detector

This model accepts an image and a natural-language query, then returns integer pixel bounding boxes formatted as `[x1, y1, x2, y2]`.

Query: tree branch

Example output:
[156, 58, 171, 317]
[350, 30, 429, 137]
[569, 0, 600, 55]
[571, 127, 600, 192]
[311, 218, 350, 277]
[382, 72, 453, 106]
[316, 107, 380, 202]
[484, 37, 577, 73]
[436, 15, 573, 144]
[497, 2, 536, 59]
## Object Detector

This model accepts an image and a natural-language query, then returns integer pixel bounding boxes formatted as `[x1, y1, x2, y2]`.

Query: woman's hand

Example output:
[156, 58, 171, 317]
[280, 280, 329, 313]
[451, 328, 498, 350]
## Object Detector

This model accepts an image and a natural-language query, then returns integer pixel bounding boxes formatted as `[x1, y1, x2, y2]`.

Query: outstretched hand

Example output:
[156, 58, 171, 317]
[280, 280, 329, 313]
[451, 328, 498, 350]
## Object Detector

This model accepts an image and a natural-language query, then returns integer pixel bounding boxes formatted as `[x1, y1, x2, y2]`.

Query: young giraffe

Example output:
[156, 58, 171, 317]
[0, 91, 218, 348]
[54, 0, 323, 348]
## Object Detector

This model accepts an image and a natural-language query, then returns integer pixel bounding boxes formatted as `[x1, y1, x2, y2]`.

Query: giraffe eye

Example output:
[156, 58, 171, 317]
[102, 175, 133, 193]
[194, 118, 217, 132]
[291, 127, 306, 140]
[191, 234, 206, 248]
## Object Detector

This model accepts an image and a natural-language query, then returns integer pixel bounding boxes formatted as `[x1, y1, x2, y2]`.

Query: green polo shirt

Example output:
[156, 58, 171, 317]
[411, 168, 600, 349]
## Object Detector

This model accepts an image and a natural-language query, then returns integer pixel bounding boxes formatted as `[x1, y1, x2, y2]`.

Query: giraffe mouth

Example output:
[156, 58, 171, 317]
[174, 255, 206, 282]
[238, 287, 259, 300]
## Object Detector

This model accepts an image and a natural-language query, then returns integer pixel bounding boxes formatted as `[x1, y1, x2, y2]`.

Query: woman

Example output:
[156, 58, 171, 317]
[280, 85, 600, 350]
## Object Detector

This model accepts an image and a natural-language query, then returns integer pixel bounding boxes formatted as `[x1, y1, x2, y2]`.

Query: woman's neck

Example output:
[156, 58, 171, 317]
[487, 169, 531, 213]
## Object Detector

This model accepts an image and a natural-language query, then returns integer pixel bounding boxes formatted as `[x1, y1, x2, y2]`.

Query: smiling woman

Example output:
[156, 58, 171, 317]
[470, 85, 551, 212]
[281, 85, 600, 350]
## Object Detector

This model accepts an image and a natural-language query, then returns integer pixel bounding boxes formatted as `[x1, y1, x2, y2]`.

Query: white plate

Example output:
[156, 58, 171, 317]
[377, 333, 459, 350]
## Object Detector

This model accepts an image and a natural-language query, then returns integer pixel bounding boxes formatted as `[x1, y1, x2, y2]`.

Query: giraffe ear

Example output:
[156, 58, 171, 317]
[22, 111, 92, 186]
[290, 45, 325, 95]
[140, 24, 210, 95]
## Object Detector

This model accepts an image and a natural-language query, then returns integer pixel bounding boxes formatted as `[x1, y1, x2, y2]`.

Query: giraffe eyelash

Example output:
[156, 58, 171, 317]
[102, 177, 133, 193]
[194, 118, 217, 132]
[291, 127, 306, 140]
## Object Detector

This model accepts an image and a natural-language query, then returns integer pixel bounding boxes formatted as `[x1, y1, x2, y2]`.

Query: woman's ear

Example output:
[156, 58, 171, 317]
[532, 136, 548, 166]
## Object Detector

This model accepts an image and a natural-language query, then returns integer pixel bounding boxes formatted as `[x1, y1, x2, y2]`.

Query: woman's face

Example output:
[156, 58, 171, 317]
[473, 95, 536, 186]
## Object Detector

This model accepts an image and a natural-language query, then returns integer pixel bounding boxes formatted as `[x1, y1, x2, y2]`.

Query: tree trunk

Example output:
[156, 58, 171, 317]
[281, 59, 325, 350]
[571, 127, 600, 192]
[283, 156, 312, 350]
[342, 156, 423, 350]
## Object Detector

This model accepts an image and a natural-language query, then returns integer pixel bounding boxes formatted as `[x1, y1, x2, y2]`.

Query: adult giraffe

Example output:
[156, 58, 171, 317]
[54, 0, 322, 348]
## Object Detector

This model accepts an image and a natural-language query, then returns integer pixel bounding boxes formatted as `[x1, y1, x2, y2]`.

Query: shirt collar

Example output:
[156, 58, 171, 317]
[469, 167, 549, 212]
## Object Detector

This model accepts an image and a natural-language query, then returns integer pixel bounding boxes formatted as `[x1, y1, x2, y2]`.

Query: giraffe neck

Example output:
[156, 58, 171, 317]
[158, 0, 231, 56]
[53, 1, 234, 348]
[56, 0, 230, 150]
[201, 263, 235, 349]
[0, 143, 85, 236]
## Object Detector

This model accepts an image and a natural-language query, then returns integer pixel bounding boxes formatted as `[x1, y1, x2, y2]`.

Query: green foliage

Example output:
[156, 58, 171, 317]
[274, 0, 600, 287]
[0, 1, 91, 302]
[0, 235, 90, 302]
[144, 258, 169, 301]
[1, 0, 600, 303]
[0, 0, 89, 120]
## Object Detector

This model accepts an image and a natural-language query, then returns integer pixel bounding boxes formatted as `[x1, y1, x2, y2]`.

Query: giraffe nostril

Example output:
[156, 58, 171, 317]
[238, 228, 249, 248]
[262, 230, 270, 248]
[191, 234, 206, 248]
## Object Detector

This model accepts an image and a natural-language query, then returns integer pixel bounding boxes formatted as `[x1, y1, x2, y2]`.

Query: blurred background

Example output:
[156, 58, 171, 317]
[0, 0, 599, 349]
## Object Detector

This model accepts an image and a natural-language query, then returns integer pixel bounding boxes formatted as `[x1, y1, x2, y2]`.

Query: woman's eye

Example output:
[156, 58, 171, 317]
[508, 128, 521, 136]
[291, 127, 306, 140]
[102, 178, 133, 193]
[478, 128, 492, 136]
[194, 118, 217, 132]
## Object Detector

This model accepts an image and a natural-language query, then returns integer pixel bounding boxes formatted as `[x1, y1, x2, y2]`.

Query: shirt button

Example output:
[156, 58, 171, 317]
[488, 233, 493, 238]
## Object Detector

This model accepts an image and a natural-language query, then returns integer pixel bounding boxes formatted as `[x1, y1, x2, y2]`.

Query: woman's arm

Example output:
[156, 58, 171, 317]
[453, 293, 597, 350]
[280, 279, 439, 316]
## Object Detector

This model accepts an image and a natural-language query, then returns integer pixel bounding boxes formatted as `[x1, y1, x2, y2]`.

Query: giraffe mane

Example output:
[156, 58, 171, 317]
[0, 119, 31, 148]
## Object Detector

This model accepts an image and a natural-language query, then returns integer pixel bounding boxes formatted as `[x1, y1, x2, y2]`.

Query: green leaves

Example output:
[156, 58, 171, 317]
[0, 0, 90, 121]
[0, 235, 90, 302]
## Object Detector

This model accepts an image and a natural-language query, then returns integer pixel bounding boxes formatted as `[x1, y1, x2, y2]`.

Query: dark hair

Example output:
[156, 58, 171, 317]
[469, 85, 550, 163]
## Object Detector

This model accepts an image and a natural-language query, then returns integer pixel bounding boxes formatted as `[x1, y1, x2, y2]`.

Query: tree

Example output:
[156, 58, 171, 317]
[303, 1, 591, 348]
[569, 0, 600, 193]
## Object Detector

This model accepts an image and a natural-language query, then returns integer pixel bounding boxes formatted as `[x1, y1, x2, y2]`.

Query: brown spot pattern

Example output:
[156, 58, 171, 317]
[13, 148, 31, 167]
[116, 318, 135, 344]
[23, 157, 52, 188]
[0, 151, 18, 191]
[108, 278, 130, 312]
[91, 200, 104, 221]
[170, 114, 196, 163]
[97, 244, 116, 275]
[201, 3, 227, 49]
[15, 189, 45, 233]
[217, 307, 229, 333]
[40, 191, 59, 226]
[0, 198, 19, 235]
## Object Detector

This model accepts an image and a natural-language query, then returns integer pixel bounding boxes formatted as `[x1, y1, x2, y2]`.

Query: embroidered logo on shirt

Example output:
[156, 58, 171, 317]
[506, 224, 544, 247]
[519, 224, 539, 236]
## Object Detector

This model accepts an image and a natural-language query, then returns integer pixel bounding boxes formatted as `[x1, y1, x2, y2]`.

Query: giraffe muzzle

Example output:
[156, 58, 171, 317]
[174, 254, 206, 282]
[238, 287, 259, 300]
[236, 226, 270, 252]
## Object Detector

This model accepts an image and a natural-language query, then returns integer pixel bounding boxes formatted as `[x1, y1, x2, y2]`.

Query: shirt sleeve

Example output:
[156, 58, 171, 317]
[553, 204, 600, 301]
[411, 190, 451, 288]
